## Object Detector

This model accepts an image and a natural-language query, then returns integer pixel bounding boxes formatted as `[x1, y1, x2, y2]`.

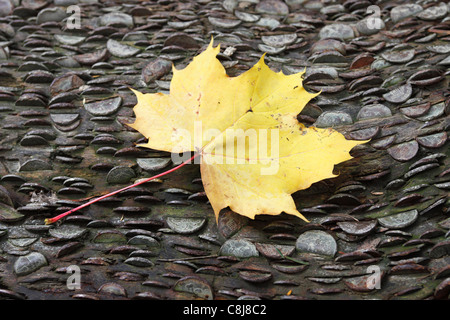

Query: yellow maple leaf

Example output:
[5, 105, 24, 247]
[129, 39, 365, 222]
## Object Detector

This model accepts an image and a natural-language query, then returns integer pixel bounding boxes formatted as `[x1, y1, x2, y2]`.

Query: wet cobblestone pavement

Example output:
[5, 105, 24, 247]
[0, 0, 449, 300]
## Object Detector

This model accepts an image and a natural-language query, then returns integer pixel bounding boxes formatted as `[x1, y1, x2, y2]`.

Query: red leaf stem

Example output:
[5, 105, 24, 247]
[45, 153, 199, 224]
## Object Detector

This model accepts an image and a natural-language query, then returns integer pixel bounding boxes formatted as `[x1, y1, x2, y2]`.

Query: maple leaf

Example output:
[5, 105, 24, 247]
[128, 39, 366, 222]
